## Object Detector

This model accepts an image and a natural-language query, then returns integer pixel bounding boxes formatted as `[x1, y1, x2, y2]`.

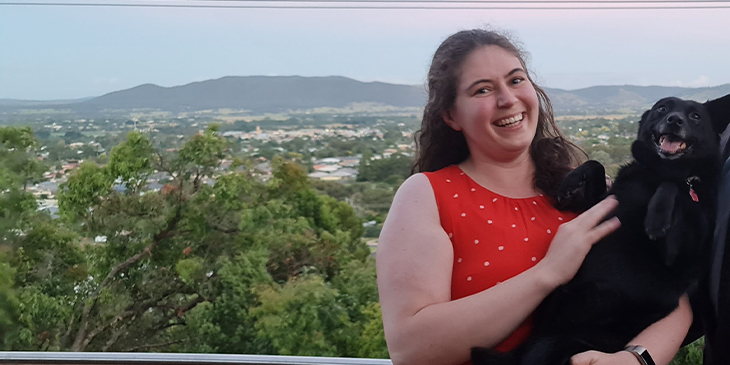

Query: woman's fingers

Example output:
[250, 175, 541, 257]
[576, 195, 618, 227]
[587, 216, 621, 244]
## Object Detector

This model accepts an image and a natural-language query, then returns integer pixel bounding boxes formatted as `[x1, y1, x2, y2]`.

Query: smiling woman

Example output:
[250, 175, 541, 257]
[376, 28, 694, 365]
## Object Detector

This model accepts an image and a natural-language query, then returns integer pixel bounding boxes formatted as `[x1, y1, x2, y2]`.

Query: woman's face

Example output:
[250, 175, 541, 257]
[444, 45, 540, 162]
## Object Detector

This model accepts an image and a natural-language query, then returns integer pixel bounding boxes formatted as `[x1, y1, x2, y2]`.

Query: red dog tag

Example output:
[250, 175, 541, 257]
[690, 188, 699, 202]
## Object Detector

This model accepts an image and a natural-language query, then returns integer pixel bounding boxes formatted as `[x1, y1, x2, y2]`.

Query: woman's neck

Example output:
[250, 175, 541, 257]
[459, 152, 538, 198]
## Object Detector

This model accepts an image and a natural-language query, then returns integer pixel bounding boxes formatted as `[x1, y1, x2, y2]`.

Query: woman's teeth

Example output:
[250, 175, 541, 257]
[495, 114, 523, 127]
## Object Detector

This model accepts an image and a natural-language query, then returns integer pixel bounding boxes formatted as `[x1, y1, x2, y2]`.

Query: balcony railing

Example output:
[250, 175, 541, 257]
[0, 352, 393, 365]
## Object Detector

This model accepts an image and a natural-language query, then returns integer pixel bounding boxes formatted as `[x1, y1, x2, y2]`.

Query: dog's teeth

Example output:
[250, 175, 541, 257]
[659, 135, 666, 144]
[680, 142, 687, 150]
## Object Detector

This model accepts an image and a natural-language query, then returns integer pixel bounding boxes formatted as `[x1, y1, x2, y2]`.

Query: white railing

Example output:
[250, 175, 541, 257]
[0, 352, 393, 365]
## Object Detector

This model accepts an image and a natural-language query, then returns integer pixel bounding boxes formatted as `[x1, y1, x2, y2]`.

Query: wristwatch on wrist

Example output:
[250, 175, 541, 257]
[624, 345, 656, 365]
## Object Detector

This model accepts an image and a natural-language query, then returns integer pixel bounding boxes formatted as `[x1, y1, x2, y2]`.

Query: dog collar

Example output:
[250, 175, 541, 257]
[686, 176, 700, 203]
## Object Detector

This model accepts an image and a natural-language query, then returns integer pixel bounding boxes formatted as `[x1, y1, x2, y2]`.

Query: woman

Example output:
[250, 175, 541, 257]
[376, 29, 693, 365]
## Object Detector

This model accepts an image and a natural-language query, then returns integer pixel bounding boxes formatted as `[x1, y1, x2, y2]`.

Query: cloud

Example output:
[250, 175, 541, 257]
[668, 76, 710, 88]
[689, 76, 711, 88]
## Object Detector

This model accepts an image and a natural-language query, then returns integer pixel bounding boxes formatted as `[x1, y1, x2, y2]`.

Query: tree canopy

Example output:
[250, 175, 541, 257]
[0, 126, 386, 357]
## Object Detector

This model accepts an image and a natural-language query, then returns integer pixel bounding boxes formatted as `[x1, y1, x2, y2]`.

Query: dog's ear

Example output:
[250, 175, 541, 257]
[638, 109, 650, 125]
[705, 93, 730, 134]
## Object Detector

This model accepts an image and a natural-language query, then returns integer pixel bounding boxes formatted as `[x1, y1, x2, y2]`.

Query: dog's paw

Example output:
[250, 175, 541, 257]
[645, 220, 671, 240]
[556, 160, 606, 212]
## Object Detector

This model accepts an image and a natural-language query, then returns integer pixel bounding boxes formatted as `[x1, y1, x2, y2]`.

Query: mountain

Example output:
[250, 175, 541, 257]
[545, 84, 730, 113]
[3, 76, 730, 115]
[0, 97, 94, 107]
[75, 76, 426, 113]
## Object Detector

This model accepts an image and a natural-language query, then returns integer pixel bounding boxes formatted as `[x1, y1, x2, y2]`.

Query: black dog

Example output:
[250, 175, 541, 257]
[471, 94, 730, 365]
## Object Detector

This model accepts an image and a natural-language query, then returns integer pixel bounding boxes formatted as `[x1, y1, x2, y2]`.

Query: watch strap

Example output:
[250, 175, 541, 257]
[624, 345, 656, 365]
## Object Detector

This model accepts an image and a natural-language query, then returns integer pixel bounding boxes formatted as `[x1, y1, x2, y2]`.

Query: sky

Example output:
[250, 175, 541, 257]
[2, 0, 730, 100]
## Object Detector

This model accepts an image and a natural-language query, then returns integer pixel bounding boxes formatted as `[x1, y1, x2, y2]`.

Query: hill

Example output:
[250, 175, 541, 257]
[3, 76, 730, 115]
[76, 76, 426, 113]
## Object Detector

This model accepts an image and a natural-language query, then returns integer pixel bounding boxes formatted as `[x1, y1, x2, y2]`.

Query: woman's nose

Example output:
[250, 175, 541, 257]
[496, 88, 517, 108]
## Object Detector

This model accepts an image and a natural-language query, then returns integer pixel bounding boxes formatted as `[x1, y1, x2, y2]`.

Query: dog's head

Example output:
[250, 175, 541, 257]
[635, 97, 721, 162]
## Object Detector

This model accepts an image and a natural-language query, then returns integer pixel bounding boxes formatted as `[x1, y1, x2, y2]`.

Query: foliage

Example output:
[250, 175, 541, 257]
[0, 253, 19, 350]
[670, 338, 705, 365]
[1, 126, 388, 358]
[0, 127, 46, 191]
[357, 153, 412, 183]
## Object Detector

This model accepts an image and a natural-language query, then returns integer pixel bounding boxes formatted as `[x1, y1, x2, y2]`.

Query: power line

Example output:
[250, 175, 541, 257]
[2, 1, 730, 8]
[192, 0, 730, 2]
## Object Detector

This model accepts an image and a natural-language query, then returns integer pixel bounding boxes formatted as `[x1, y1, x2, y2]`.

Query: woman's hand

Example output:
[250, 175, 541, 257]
[571, 350, 640, 365]
[538, 196, 621, 287]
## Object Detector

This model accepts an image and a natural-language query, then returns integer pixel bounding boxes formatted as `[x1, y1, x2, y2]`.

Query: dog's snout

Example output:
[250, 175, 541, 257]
[666, 113, 685, 126]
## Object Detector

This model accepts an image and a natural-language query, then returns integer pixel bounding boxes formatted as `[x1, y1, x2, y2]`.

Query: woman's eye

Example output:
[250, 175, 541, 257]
[475, 88, 490, 95]
[511, 77, 524, 85]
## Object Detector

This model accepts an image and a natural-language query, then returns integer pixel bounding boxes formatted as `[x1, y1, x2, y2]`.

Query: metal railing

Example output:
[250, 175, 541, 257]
[0, 352, 393, 365]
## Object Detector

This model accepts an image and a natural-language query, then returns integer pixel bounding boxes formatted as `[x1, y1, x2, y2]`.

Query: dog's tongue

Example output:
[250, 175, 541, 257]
[661, 137, 684, 153]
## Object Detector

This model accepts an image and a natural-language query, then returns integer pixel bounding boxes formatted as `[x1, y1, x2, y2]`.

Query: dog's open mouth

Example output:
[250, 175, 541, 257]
[654, 133, 692, 158]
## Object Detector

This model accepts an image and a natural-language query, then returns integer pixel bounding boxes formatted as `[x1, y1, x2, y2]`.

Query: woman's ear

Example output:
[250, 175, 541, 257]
[442, 109, 462, 131]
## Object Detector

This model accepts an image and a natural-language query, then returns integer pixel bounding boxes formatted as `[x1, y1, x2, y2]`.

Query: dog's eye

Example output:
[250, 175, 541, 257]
[690, 112, 701, 120]
[657, 106, 667, 113]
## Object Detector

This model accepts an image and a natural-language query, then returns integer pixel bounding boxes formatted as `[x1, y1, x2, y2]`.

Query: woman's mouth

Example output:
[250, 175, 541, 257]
[494, 113, 524, 128]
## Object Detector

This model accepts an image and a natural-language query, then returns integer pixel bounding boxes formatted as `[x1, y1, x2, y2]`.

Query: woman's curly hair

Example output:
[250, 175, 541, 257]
[412, 28, 584, 199]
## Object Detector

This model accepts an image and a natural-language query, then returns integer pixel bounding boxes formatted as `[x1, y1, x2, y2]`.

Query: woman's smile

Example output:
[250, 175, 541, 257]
[493, 112, 525, 128]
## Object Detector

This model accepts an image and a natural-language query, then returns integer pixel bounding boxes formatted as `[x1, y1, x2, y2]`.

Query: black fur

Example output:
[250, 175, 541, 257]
[471, 95, 730, 365]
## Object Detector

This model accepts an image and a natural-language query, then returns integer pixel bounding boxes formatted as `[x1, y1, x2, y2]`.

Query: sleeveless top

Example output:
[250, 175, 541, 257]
[423, 165, 577, 354]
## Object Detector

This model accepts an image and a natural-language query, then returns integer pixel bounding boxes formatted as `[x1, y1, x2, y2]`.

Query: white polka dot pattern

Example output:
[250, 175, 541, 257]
[431, 166, 576, 298]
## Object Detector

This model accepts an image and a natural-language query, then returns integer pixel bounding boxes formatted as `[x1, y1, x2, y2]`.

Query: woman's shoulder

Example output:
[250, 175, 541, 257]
[394, 172, 436, 205]
[397, 165, 460, 201]
[421, 164, 462, 180]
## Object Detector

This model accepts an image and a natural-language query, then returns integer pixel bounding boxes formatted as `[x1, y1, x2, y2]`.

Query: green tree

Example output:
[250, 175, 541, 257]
[5, 126, 388, 358]
[0, 254, 19, 350]
[0, 127, 46, 191]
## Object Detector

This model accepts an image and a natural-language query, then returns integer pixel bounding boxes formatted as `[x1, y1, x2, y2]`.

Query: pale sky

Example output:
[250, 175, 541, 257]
[2, 1, 730, 100]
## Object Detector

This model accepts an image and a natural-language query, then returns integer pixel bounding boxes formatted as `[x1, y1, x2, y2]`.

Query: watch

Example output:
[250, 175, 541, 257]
[624, 345, 656, 365]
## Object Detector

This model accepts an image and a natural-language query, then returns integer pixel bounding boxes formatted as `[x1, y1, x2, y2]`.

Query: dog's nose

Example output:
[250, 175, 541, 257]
[667, 113, 684, 126]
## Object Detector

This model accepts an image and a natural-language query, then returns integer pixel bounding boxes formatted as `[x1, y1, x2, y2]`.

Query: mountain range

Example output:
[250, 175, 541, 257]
[2, 76, 730, 115]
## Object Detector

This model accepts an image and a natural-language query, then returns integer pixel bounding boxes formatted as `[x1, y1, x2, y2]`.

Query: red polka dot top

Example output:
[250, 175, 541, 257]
[423, 165, 577, 355]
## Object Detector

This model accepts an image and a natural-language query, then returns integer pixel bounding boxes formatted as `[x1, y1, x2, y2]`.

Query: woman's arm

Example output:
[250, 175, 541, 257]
[571, 294, 693, 365]
[377, 174, 621, 365]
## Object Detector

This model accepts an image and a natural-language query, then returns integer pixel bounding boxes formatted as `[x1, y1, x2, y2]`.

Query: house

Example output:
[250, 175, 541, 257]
[329, 168, 357, 180]
[314, 165, 340, 173]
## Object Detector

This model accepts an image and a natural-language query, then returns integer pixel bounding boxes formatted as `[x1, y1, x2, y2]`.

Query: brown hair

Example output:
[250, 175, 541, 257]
[412, 28, 584, 199]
